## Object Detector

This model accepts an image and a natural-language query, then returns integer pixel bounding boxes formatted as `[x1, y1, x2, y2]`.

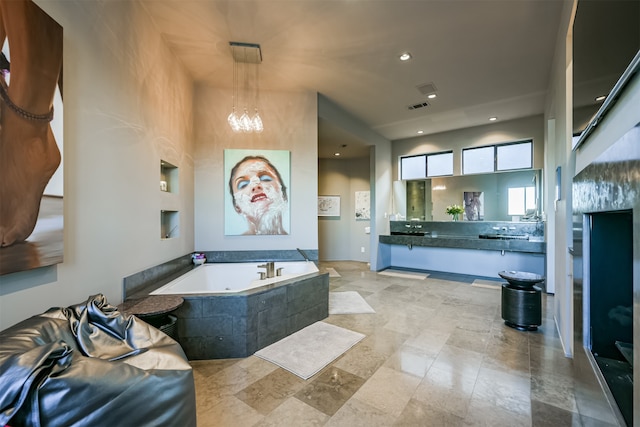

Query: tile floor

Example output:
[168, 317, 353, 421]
[191, 261, 616, 426]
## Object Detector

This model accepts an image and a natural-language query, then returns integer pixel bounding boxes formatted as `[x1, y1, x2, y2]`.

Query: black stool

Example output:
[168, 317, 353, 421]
[499, 270, 544, 331]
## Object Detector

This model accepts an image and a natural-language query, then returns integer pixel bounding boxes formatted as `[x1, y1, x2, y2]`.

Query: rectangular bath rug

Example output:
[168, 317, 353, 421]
[254, 321, 365, 380]
[378, 269, 428, 280]
[329, 291, 376, 314]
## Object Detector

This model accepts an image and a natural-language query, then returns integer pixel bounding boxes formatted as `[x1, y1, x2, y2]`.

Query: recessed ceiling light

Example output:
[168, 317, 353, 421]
[399, 52, 412, 61]
[417, 130, 424, 134]
[595, 94, 607, 102]
[334, 152, 341, 156]
[489, 117, 498, 121]
[427, 94, 437, 99]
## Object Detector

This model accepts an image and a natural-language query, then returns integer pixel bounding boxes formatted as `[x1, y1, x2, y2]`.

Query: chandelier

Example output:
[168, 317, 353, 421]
[228, 42, 263, 133]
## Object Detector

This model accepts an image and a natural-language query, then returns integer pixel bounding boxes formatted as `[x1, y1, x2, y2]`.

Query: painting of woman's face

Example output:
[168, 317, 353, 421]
[231, 157, 286, 220]
[225, 150, 290, 236]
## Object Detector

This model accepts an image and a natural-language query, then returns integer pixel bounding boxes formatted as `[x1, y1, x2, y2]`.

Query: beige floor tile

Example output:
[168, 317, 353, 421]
[196, 395, 264, 427]
[446, 327, 491, 353]
[358, 327, 410, 357]
[383, 343, 437, 378]
[413, 364, 477, 418]
[325, 396, 397, 427]
[332, 341, 387, 379]
[463, 397, 531, 427]
[253, 397, 330, 427]
[404, 329, 451, 355]
[351, 366, 421, 417]
[394, 398, 465, 427]
[188, 261, 616, 427]
[530, 372, 578, 413]
[481, 347, 531, 378]
[471, 365, 532, 417]
[294, 366, 366, 416]
[235, 368, 306, 415]
[430, 344, 484, 379]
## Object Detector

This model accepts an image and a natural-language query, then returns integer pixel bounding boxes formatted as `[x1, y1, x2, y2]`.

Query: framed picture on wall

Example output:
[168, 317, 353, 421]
[318, 196, 340, 217]
[355, 191, 370, 220]
[224, 149, 291, 235]
[463, 191, 484, 221]
[0, 0, 64, 275]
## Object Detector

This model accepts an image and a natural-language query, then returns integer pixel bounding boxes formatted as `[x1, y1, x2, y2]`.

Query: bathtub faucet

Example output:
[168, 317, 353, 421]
[296, 248, 310, 262]
[258, 262, 275, 279]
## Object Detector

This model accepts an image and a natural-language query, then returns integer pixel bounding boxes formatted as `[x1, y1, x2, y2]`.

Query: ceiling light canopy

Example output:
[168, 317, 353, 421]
[228, 42, 263, 133]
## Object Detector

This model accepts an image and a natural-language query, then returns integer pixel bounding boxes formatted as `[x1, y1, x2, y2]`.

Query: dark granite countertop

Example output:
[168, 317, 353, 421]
[379, 234, 546, 254]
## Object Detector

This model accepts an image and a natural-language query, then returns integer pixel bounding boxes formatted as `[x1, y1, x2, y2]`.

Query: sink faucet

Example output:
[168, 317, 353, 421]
[258, 261, 275, 279]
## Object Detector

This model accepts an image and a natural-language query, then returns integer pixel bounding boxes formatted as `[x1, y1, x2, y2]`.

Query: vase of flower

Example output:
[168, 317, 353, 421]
[445, 205, 464, 221]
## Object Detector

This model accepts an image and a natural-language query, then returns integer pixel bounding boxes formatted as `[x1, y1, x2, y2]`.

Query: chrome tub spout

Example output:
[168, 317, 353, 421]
[296, 248, 310, 262]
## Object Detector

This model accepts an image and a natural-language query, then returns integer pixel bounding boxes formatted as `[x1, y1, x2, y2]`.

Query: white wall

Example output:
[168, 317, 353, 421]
[318, 95, 392, 270]
[318, 157, 370, 262]
[543, 0, 576, 356]
[0, 0, 195, 330]
[193, 87, 318, 252]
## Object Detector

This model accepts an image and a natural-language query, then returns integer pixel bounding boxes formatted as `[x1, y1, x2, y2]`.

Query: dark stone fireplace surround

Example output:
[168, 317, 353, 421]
[572, 123, 640, 425]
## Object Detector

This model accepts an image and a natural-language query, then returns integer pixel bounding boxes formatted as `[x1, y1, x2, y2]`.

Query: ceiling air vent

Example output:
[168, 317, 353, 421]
[416, 82, 437, 96]
[407, 102, 429, 110]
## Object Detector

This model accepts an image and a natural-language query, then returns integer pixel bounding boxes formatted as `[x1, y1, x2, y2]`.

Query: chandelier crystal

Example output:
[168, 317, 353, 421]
[228, 42, 263, 133]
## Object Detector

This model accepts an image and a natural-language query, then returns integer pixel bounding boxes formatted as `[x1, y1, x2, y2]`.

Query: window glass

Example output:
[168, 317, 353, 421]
[463, 146, 494, 174]
[497, 141, 532, 170]
[400, 155, 426, 180]
[508, 187, 525, 215]
[427, 152, 453, 177]
[526, 186, 536, 211]
[508, 186, 535, 216]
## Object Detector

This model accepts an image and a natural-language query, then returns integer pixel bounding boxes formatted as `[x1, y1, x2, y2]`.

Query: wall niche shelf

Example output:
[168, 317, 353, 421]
[160, 160, 178, 193]
[161, 210, 179, 239]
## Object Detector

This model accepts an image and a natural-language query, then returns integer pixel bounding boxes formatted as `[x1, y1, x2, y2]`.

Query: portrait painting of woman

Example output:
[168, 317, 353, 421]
[224, 149, 290, 236]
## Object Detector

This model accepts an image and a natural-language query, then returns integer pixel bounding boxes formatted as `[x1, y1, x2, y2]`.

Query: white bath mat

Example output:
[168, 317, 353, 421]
[329, 291, 376, 314]
[471, 279, 503, 290]
[378, 269, 428, 280]
[325, 267, 341, 277]
[254, 321, 365, 380]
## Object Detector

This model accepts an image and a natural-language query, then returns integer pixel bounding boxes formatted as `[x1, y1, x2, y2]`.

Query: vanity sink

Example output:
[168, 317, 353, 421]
[479, 233, 529, 240]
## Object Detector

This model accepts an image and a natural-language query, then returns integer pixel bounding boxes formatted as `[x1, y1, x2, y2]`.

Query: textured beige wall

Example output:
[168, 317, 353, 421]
[193, 87, 318, 251]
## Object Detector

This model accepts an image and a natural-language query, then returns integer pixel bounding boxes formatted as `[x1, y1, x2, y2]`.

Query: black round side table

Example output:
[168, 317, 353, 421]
[499, 270, 544, 331]
[119, 295, 184, 340]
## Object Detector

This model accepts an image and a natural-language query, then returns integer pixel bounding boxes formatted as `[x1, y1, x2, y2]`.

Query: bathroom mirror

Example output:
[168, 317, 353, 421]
[392, 169, 542, 222]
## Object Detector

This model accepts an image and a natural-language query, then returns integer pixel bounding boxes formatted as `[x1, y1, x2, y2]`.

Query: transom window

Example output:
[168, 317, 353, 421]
[400, 151, 453, 180]
[426, 151, 453, 177]
[400, 155, 426, 180]
[463, 140, 533, 174]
